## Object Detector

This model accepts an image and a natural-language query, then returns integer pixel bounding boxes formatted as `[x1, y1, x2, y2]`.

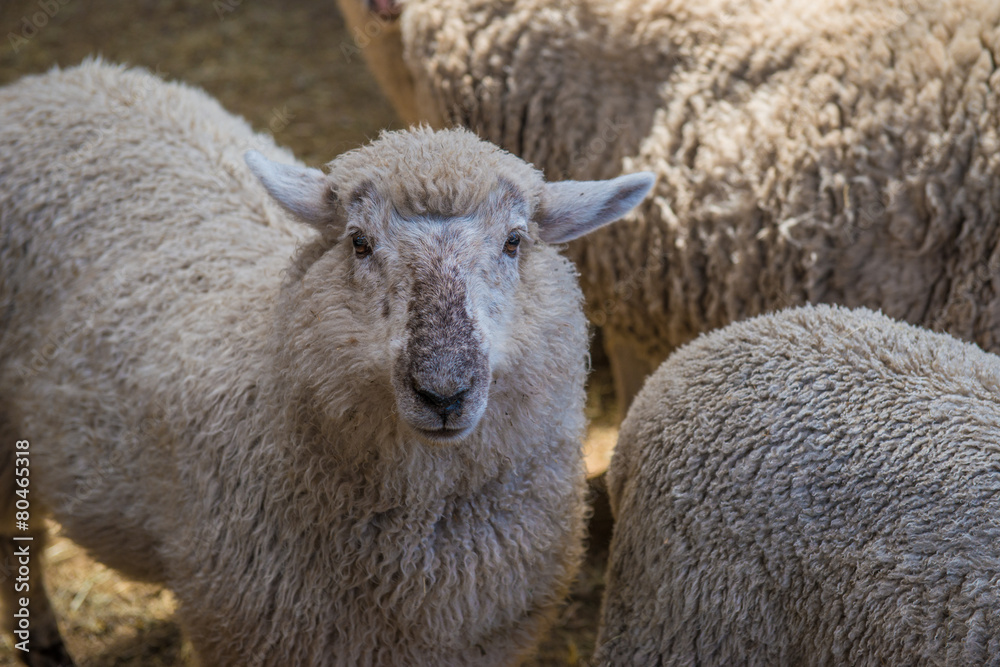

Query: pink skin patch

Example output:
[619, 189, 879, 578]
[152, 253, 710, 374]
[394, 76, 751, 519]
[366, 0, 401, 19]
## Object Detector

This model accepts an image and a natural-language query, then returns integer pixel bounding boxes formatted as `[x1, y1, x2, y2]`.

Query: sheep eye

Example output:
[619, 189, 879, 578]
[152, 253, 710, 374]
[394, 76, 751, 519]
[352, 234, 372, 258]
[503, 231, 521, 258]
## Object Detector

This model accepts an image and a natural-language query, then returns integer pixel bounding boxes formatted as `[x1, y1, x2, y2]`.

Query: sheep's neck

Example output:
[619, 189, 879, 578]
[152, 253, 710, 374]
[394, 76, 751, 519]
[266, 405, 514, 514]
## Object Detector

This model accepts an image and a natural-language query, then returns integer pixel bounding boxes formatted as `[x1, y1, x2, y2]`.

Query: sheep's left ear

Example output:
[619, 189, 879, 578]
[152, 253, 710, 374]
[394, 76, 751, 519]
[538, 172, 655, 243]
[245, 151, 336, 229]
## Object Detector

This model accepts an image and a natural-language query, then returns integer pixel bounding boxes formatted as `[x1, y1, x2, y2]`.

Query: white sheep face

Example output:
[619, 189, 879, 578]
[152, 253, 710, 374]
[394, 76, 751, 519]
[344, 182, 529, 443]
[245, 131, 653, 445]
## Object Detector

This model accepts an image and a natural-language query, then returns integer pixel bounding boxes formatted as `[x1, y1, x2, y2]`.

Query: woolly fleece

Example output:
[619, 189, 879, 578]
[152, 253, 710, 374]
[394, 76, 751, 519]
[598, 305, 1000, 665]
[0, 61, 597, 666]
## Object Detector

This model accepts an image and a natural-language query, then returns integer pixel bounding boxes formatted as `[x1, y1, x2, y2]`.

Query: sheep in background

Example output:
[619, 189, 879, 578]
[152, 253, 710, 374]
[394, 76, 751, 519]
[0, 61, 653, 666]
[337, 0, 1000, 412]
[597, 305, 1000, 665]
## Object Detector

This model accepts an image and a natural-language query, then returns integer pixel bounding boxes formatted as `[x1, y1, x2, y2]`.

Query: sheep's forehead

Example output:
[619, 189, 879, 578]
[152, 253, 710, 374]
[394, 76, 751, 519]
[327, 128, 545, 220]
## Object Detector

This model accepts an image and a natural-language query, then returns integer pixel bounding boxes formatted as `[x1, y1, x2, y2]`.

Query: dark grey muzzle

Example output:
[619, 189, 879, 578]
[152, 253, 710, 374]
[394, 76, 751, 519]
[392, 267, 490, 441]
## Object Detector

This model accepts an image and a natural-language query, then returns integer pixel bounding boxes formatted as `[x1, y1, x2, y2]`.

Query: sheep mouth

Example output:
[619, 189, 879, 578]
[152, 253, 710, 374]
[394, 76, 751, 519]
[412, 424, 476, 445]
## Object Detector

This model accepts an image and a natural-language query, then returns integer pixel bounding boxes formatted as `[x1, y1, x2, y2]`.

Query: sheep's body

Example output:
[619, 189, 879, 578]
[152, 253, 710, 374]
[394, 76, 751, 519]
[0, 62, 652, 666]
[597, 305, 1000, 665]
[340, 0, 1000, 407]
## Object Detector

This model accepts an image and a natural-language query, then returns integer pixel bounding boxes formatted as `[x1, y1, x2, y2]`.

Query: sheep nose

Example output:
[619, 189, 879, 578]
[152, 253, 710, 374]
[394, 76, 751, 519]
[413, 382, 468, 418]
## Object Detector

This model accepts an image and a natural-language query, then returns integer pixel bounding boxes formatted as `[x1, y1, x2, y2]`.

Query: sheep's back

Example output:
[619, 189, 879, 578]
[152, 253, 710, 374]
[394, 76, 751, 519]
[0, 60, 304, 317]
[600, 304, 1000, 665]
[0, 62, 307, 578]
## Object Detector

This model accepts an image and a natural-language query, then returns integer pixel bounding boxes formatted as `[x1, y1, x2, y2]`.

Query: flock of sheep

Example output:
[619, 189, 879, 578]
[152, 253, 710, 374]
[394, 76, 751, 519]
[0, 0, 998, 665]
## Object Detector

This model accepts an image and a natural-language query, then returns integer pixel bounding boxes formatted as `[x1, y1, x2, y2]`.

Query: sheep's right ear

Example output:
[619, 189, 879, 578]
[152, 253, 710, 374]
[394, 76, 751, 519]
[245, 151, 337, 229]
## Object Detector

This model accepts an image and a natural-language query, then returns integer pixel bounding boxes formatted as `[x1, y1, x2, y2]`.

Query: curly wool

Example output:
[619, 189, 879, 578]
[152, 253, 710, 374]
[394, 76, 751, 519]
[597, 305, 1000, 665]
[345, 0, 1000, 399]
[0, 61, 589, 666]
[325, 125, 545, 220]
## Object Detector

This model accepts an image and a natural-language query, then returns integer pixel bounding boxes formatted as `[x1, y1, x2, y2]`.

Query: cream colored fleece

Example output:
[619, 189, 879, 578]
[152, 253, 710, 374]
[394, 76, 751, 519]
[600, 305, 1000, 665]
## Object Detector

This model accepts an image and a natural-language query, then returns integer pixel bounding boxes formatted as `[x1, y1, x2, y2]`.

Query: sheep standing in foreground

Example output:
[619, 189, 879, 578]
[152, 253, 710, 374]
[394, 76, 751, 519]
[338, 0, 1000, 411]
[597, 305, 1000, 665]
[0, 61, 653, 667]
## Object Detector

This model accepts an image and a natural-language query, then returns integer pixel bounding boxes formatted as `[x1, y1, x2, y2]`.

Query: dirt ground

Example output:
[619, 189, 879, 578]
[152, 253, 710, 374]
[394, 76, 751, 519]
[0, 1, 619, 664]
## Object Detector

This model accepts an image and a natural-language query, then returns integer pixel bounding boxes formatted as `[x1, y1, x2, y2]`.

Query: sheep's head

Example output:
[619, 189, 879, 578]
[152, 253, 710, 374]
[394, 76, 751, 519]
[247, 128, 652, 445]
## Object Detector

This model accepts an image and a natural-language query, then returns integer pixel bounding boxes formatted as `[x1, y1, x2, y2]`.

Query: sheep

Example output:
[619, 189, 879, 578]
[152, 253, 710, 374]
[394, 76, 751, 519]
[336, 0, 1000, 412]
[0, 60, 654, 667]
[595, 304, 1000, 665]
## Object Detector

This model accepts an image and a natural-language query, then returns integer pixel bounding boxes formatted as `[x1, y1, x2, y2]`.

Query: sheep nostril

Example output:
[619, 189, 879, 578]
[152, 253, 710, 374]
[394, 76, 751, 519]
[412, 382, 468, 418]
